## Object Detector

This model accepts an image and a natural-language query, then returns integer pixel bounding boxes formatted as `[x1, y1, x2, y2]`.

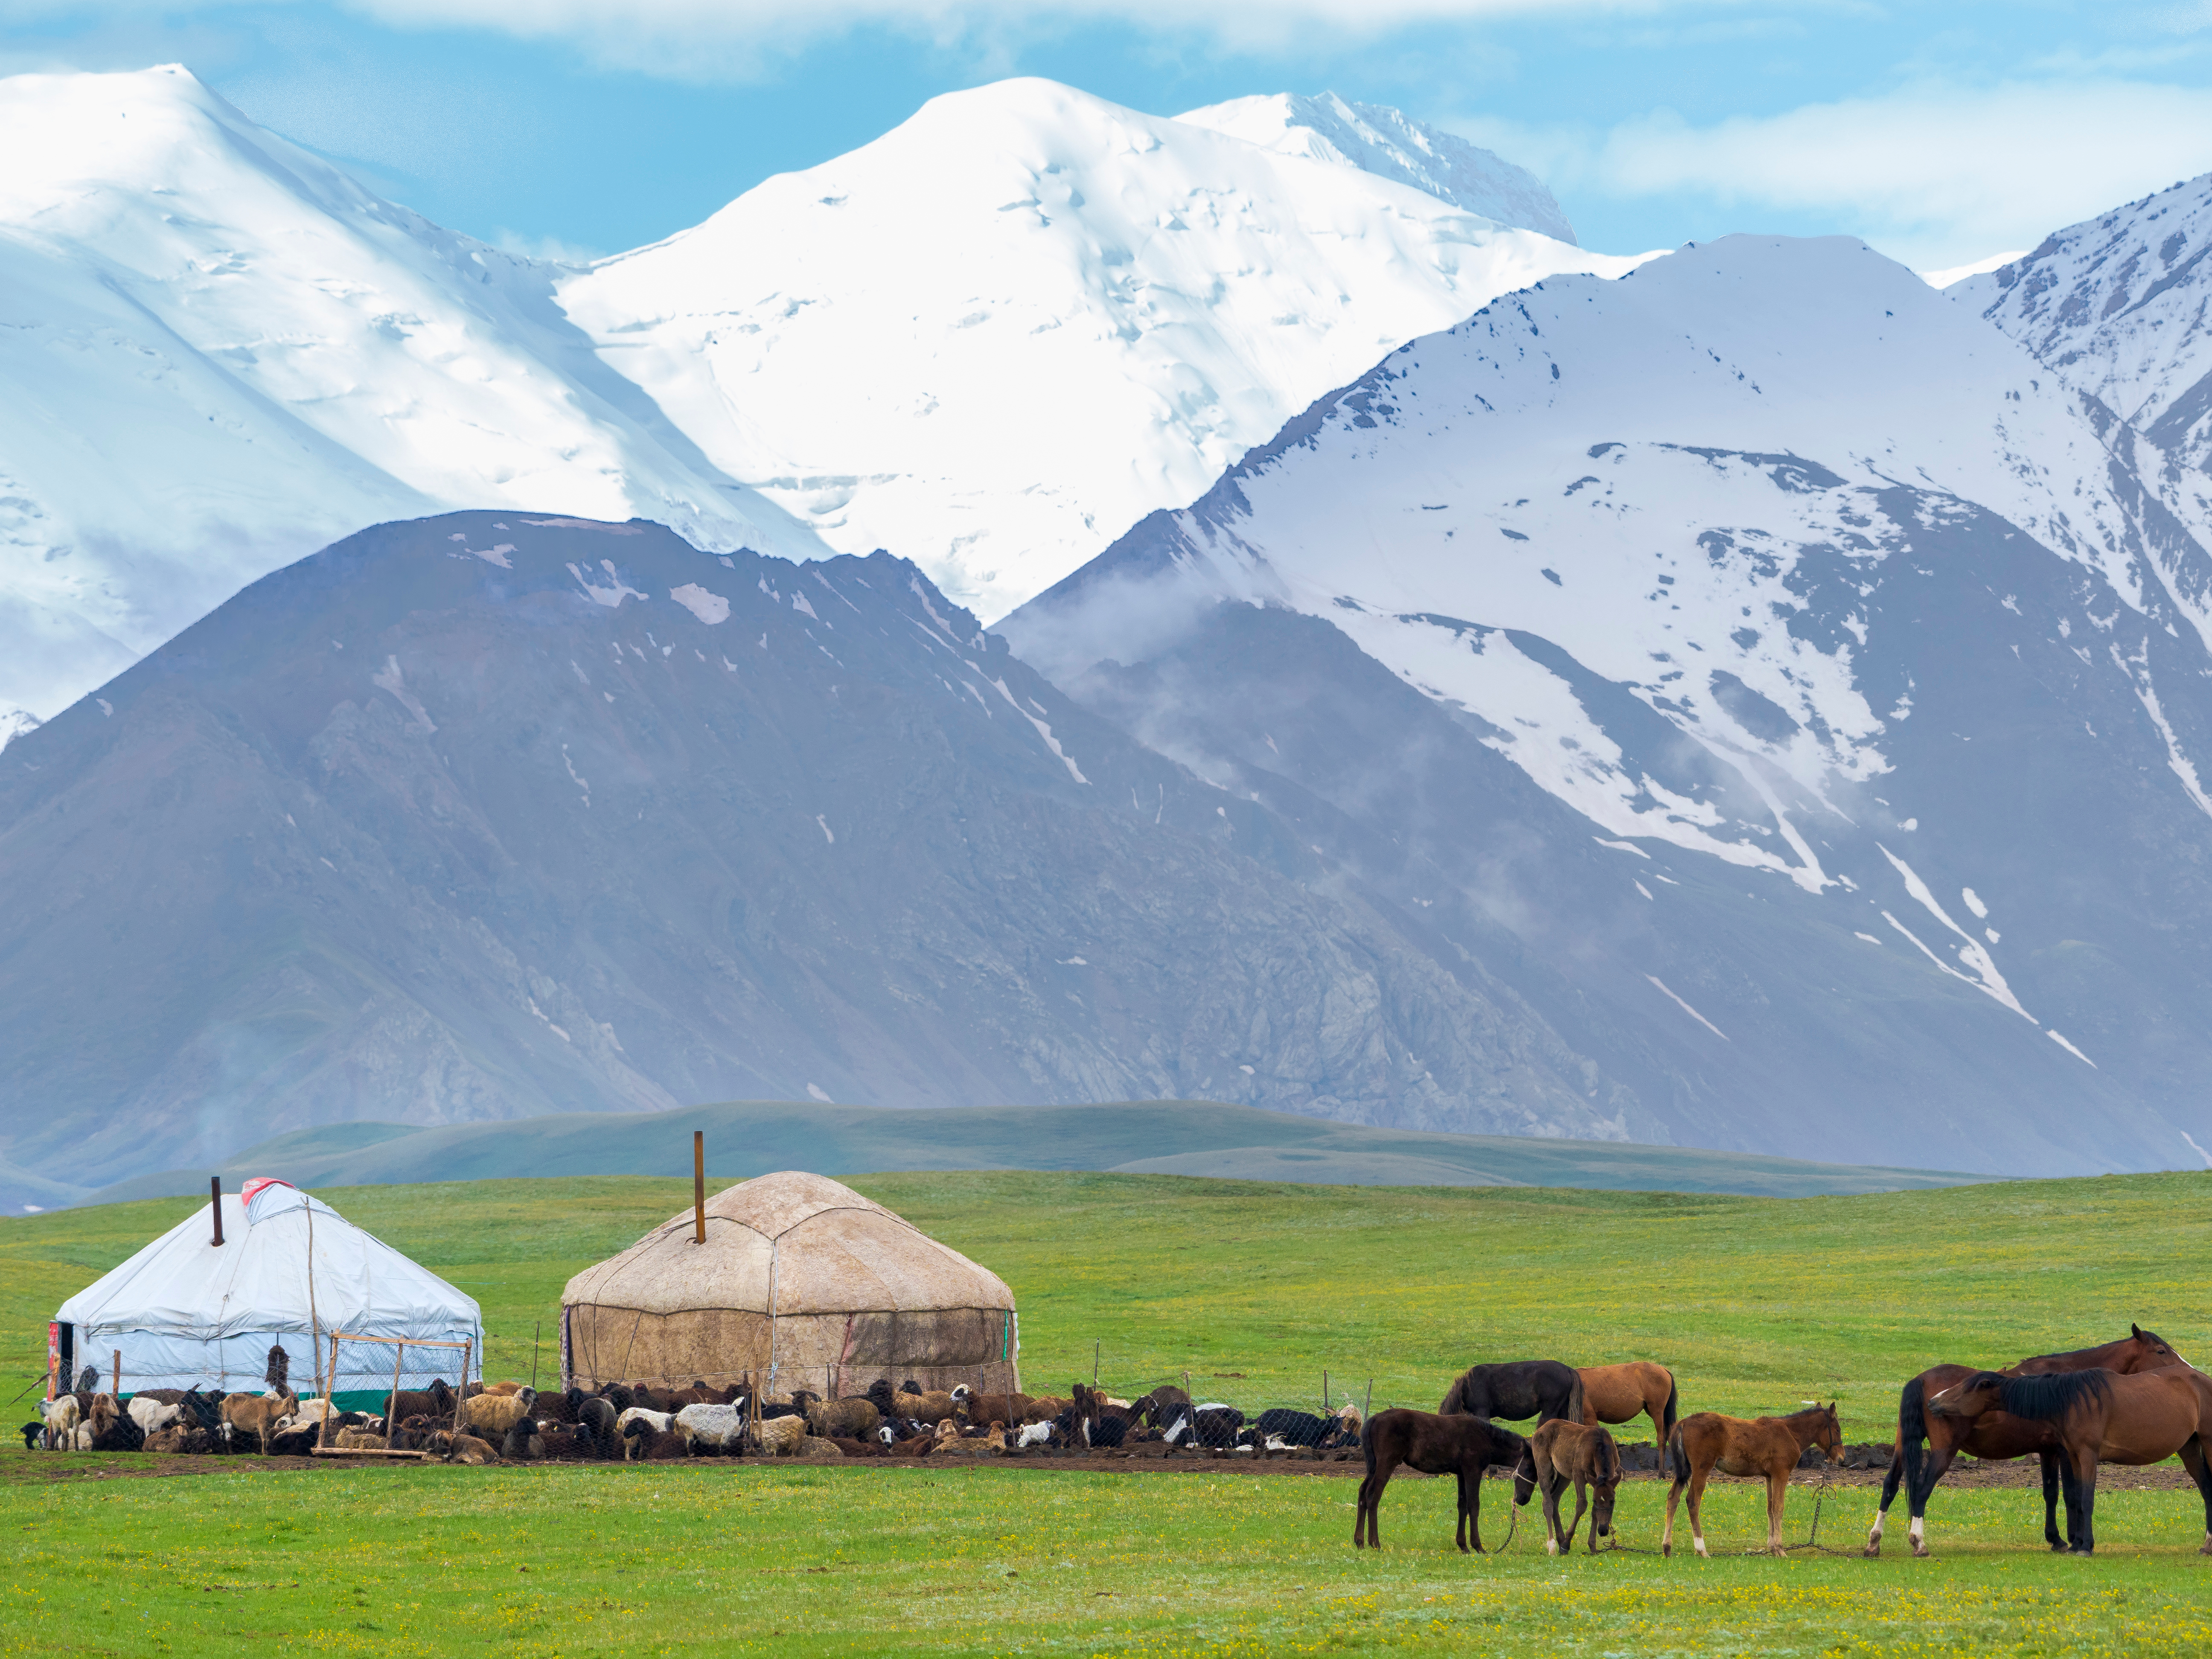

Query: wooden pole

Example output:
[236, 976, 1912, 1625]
[318, 1336, 335, 1451]
[1323, 1369, 1330, 1413]
[113, 1349, 122, 1401]
[459, 1341, 471, 1432]
[390, 1340, 406, 1434]
[1093, 1341, 1100, 1385]
[531, 1320, 542, 1391]
[210, 1177, 223, 1247]
[1364, 1378, 1373, 1422]
[693, 1132, 706, 1245]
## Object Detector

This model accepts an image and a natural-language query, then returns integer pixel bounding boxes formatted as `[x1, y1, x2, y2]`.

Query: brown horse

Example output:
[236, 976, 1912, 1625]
[1354, 1408, 1535, 1553]
[1663, 1404, 1841, 1558]
[1530, 1419, 1623, 1555]
[1866, 1324, 2189, 1558]
[1580, 1362, 1678, 1450]
[1928, 1367, 2212, 1554]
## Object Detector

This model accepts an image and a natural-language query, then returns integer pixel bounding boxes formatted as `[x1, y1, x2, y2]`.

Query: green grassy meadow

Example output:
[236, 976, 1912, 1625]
[4, 1168, 2212, 1655]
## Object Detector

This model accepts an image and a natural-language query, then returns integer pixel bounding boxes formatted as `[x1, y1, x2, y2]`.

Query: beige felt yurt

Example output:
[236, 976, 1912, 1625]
[559, 1171, 1018, 1396]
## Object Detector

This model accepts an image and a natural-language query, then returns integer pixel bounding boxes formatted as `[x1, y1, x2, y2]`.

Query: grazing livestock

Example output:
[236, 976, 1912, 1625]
[675, 1403, 749, 1455]
[1664, 1404, 1842, 1558]
[1161, 1403, 1243, 1450]
[1868, 1325, 2187, 1559]
[887, 1381, 957, 1424]
[1354, 1409, 1533, 1553]
[617, 1407, 675, 1443]
[37, 1394, 80, 1451]
[1439, 1362, 1585, 1428]
[1531, 1420, 1623, 1554]
[1251, 1409, 1332, 1448]
[827, 1436, 884, 1458]
[1579, 1362, 1679, 1449]
[573, 1396, 620, 1455]
[221, 1391, 299, 1454]
[804, 1395, 882, 1441]
[126, 1397, 183, 1436]
[622, 1419, 693, 1461]
[538, 1423, 595, 1460]
[429, 1432, 501, 1465]
[501, 1420, 546, 1461]
[86, 1397, 144, 1452]
[460, 1388, 538, 1438]
[335, 1428, 390, 1451]
[749, 1413, 809, 1457]
[18, 1423, 42, 1450]
[145, 1424, 214, 1454]
[384, 1380, 458, 1427]
[1927, 1367, 2212, 1555]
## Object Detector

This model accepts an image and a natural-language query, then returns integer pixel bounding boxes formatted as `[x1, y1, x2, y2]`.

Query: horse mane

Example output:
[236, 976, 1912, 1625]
[1440, 1371, 1475, 1414]
[1989, 1369, 2113, 1421]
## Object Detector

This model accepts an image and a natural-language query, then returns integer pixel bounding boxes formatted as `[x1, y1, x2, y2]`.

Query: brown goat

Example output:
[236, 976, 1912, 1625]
[459, 1388, 538, 1438]
[221, 1391, 299, 1454]
[955, 1388, 1035, 1428]
[805, 1396, 882, 1440]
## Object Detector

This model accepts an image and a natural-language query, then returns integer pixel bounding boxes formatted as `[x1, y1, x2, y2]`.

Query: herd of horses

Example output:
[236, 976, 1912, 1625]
[1353, 1327, 2212, 1560]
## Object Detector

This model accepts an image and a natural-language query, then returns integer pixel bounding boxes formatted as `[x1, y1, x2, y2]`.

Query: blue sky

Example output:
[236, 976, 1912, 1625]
[12, 3, 2212, 271]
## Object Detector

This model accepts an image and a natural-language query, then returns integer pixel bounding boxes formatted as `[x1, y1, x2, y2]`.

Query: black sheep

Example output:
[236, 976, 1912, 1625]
[1252, 1409, 1331, 1447]
[17, 1422, 41, 1450]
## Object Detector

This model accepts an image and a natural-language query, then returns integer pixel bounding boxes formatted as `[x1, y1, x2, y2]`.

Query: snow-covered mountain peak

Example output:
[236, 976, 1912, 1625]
[0, 63, 829, 726]
[562, 76, 1642, 622]
[1014, 233, 2154, 878]
[1175, 91, 1578, 245]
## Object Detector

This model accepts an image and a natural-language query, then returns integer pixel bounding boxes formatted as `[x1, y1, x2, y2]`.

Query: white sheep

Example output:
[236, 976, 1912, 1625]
[615, 1406, 673, 1438]
[674, 1403, 746, 1454]
[128, 1398, 183, 1436]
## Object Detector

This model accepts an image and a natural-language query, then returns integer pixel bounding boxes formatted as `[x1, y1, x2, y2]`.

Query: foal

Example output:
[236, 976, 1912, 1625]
[1530, 1419, 1622, 1554]
[1663, 1403, 1841, 1557]
[1355, 1408, 1534, 1553]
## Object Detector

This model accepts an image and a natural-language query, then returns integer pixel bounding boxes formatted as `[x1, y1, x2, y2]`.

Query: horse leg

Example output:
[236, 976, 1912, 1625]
[1662, 1459, 1687, 1557]
[1866, 1444, 1903, 1556]
[2176, 1435, 2212, 1555]
[1565, 1478, 1589, 1554]
[1907, 1440, 1957, 1557]
[1356, 1457, 1388, 1549]
[1464, 1470, 1487, 1554]
[1688, 1468, 1713, 1559]
[2039, 1449, 2066, 1551]
[2066, 1446, 2099, 1555]
[1542, 1472, 1565, 1554]
[1766, 1467, 1788, 1556]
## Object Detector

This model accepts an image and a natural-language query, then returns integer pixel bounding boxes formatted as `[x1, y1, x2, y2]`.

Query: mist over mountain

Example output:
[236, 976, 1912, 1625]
[0, 512, 1655, 1205]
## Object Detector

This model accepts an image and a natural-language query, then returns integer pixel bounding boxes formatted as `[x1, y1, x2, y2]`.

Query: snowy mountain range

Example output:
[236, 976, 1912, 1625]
[1005, 223, 2212, 1176]
[0, 65, 1617, 733]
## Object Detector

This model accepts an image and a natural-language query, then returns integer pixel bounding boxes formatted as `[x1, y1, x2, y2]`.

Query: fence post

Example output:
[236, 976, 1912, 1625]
[693, 1131, 706, 1245]
[1323, 1369, 1329, 1414]
[113, 1350, 122, 1401]
[531, 1320, 541, 1392]
[390, 1341, 406, 1432]
[1093, 1341, 1100, 1385]
[1364, 1378, 1373, 1425]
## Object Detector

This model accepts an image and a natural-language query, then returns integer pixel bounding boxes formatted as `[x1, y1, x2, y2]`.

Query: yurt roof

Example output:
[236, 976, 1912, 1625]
[560, 1170, 1014, 1318]
[55, 1178, 481, 1341]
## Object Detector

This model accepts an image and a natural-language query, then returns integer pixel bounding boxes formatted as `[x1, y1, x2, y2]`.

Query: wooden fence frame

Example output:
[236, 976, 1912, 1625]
[314, 1331, 474, 1457]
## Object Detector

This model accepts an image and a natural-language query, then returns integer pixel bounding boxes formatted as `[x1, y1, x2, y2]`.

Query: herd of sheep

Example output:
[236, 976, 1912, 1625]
[25, 1371, 1368, 1467]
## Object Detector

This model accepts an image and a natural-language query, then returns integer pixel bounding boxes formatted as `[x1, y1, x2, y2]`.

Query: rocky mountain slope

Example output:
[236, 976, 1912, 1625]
[0, 512, 1650, 1202]
[1006, 233, 2212, 1177]
[0, 66, 1627, 733]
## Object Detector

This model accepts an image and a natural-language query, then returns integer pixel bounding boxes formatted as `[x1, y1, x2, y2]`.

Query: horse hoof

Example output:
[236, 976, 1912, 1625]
[1910, 1543, 1929, 1559]
[1862, 1544, 1881, 1559]
[2067, 1546, 2094, 1557]
[1661, 1544, 1672, 1558]
[1545, 1541, 1558, 1556]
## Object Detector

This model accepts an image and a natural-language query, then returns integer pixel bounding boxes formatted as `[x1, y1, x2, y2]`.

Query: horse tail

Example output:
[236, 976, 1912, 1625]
[1664, 1422, 1685, 1483]
[1661, 1371, 1679, 1440]
[1566, 1370, 1586, 1427]
[1898, 1375, 1927, 1501]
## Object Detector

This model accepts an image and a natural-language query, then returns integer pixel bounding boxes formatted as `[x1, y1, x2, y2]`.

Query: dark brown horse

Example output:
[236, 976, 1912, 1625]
[1354, 1408, 1534, 1553]
[1439, 1361, 1585, 1427]
[1929, 1367, 2212, 1555]
[1530, 1418, 1622, 1554]
[1664, 1404, 1841, 1557]
[1865, 1324, 2189, 1557]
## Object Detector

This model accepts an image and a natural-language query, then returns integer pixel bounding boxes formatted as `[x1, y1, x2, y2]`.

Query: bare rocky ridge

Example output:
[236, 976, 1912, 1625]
[0, 513, 1638, 1200]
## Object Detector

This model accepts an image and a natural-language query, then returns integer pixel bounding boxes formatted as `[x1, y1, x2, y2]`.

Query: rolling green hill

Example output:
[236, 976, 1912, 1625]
[78, 1098, 1984, 1209]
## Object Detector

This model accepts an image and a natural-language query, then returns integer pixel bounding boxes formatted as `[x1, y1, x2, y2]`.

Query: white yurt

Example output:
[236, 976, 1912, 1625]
[561, 1170, 1019, 1397]
[53, 1178, 482, 1400]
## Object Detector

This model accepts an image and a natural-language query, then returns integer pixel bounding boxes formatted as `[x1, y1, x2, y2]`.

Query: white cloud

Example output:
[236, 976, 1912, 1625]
[1461, 79, 2212, 269]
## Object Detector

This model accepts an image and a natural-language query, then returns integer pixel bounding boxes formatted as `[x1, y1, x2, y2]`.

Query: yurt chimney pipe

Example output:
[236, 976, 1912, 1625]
[693, 1132, 706, 1245]
[209, 1178, 223, 1248]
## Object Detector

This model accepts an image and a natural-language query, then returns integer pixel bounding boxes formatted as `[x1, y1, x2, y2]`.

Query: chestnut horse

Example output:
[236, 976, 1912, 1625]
[1928, 1367, 2212, 1554]
[1354, 1408, 1534, 1553]
[1865, 1324, 2188, 1558]
[1530, 1418, 1622, 1555]
[1663, 1403, 1841, 1558]
[1580, 1362, 1678, 1449]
